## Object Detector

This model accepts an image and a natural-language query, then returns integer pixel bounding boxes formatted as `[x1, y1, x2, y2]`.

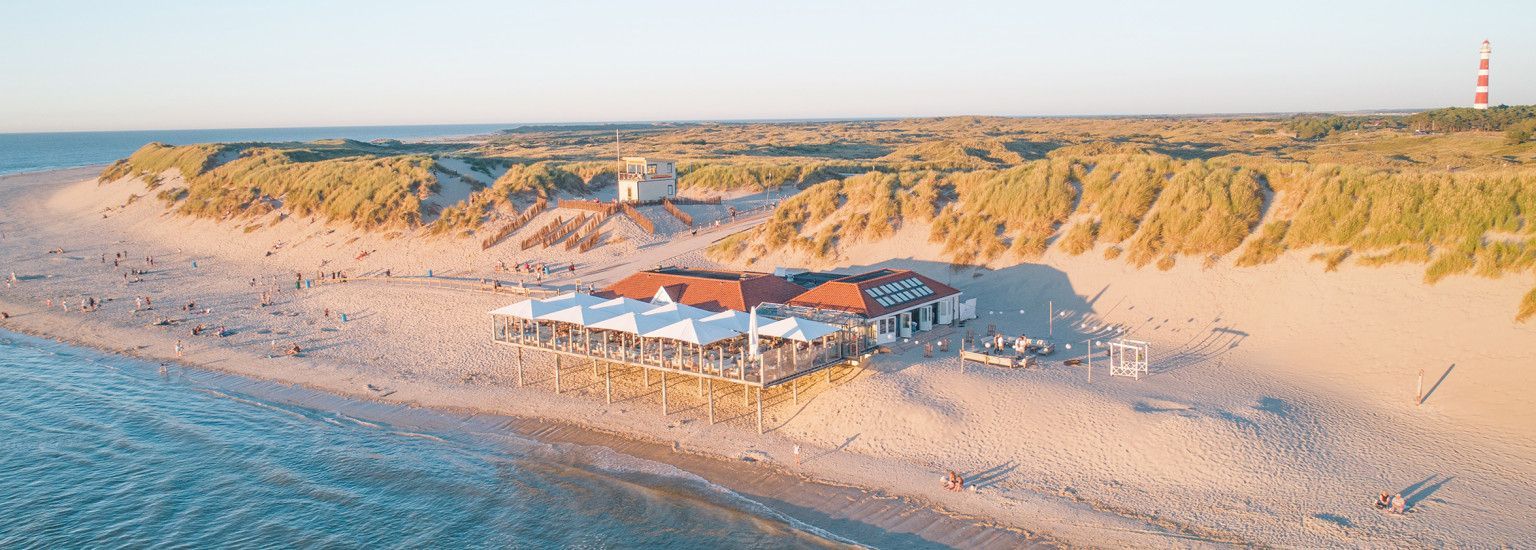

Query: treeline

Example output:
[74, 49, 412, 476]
[1405, 105, 1536, 134]
[1284, 116, 1399, 141]
[1284, 105, 1536, 142]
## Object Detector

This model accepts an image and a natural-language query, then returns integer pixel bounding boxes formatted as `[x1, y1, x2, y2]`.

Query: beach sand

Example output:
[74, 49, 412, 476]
[3, 167, 1534, 547]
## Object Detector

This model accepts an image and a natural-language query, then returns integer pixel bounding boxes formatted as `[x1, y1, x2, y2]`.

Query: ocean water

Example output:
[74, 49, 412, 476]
[0, 124, 511, 176]
[0, 331, 849, 548]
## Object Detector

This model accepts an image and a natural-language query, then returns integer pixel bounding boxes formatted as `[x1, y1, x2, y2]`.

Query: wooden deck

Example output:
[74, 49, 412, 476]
[492, 319, 865, 433]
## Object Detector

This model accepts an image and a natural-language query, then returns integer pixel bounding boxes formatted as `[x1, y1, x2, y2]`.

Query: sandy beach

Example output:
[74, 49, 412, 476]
[4, 166, 1535, 547]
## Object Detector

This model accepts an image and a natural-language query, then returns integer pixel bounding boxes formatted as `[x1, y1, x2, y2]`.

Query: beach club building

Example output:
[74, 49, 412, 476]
[602, 267, 966, 346]
[617, 156, 677, 203]
[785, 269, 963, 344]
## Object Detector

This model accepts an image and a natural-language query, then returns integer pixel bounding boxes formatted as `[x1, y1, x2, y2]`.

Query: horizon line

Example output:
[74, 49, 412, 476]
[0, 106, 1464, 136]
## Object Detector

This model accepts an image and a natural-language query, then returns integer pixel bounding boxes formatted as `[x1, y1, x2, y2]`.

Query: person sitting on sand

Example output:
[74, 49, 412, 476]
[1, 311, 9, 320]
[1375, 491, 1391, 509]
[287, 344, 302, 356]
[1390, 493, 1406, 514]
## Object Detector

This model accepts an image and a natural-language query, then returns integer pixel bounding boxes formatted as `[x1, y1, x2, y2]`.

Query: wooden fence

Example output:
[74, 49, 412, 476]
[661, 198, 693, 226]
[480, 198, 547, 250]
[564, 213, 603, 251]
[621, 203, 655, 235]
[557, 199, 620, 217]
[522, 215, 570, 250]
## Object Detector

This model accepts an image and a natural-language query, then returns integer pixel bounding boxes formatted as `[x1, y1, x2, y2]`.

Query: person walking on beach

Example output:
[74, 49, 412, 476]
[793, 444, 801, 466]
[175, 340, 184, 357]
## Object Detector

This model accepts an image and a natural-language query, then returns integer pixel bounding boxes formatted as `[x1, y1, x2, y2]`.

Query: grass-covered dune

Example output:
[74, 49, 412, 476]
[709, 146, 1536, 321]
[97, 113, 1536, 319]
[100, 141, 601, 232]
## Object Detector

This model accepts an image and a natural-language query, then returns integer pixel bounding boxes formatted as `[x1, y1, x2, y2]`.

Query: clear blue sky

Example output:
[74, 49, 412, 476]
[2, 0, 1532, 132]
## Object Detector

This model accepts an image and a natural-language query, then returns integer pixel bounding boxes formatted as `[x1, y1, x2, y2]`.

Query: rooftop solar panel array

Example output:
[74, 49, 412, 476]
[864, 277, 936, 308]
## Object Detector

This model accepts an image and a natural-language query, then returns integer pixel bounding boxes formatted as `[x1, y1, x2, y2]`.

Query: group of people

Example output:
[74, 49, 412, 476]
[943, 470, 966, 492]
[45, 296, 100, 313]
[1375, 491, 1407, 514]
[505, 261, 577, 281]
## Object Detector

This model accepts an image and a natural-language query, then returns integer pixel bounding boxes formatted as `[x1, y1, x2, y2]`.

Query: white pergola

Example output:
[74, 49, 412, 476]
[1108, 338, 1151, 379]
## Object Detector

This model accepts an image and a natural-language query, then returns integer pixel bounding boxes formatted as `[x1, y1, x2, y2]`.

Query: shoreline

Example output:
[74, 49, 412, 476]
[0, 317, 1053, 548]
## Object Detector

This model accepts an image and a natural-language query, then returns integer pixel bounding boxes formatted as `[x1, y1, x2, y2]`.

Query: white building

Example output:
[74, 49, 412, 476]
[617, 156, 677, 202]
[785, 269, 967, 345]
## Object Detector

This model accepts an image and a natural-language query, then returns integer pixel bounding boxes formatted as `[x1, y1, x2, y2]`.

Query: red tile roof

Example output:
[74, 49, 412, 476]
[600, 268, 808, 312]
[786, 269, 959, 318]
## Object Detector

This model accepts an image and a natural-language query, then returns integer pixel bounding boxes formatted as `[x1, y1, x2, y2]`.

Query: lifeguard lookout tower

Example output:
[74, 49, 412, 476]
[617, 157, 677, 203]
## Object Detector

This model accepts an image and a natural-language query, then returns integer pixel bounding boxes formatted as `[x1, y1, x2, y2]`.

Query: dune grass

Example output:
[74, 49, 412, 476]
[100, 142, 235, 187]
[1518, 287, 1536, 322]
[678, 162, 845, 193]
[1235, 221, 1290, 267]
[1125, 161, 1263, 267]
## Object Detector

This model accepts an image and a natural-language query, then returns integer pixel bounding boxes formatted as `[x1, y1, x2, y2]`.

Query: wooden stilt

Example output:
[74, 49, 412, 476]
[554, 354, 562, 394]
[707, 378, 715, 424]
[604, 361, 612, 404]
[743, 382, 749, 406]
[793, 377, 798, 405]
[517, 347, 524, 387]
[756, 386, 763, 434]
[661, 371, 669, 415]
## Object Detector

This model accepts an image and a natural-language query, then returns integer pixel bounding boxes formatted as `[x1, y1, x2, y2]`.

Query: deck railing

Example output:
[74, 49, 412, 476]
[491, 315, 855, 386]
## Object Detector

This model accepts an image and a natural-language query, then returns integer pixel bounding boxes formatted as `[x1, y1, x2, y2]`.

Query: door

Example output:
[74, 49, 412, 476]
[898, 312, 912, 338]
[918, 305, 932, 331]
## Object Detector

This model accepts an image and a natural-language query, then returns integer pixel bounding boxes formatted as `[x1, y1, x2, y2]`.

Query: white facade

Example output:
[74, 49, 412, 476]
[618, 156, 677, 202]
[867, 293, 960, 344]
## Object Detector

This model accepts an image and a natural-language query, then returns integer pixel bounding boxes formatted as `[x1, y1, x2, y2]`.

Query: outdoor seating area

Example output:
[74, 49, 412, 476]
[493, 294, 852, 382]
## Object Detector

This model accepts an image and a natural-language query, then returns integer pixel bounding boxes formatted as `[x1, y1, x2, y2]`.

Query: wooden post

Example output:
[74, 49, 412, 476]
[743, 382, 749, 406]
[1049, 300, 1054, 338]
[1416, 368, 1424, 406]
[707, 378, 715, 424]
[756, 387, 763, 434]
[793, 377, 798, 405]
[554, 353, 562, 394]
[517, 347, 524, 387]
[662, 371, 669, 415]
[605, 361, 612, 404]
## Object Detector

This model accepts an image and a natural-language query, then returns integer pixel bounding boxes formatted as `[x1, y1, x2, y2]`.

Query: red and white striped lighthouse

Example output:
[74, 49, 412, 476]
[1473, 39, 1491, 110]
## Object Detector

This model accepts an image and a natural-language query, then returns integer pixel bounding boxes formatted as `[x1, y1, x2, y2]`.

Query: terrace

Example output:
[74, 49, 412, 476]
[489, 293, 868, 432]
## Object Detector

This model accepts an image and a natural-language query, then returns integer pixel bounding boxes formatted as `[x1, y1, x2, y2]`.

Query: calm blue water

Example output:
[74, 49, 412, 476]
[0, 330, 847, 548]
[0, 124, 510, 176]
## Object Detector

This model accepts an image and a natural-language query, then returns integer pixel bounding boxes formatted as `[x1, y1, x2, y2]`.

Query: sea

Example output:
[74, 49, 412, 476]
[0, 330, 852, 548]
[0, 124, 513, 176]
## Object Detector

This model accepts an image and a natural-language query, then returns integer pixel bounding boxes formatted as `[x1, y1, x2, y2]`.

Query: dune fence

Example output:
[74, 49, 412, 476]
[661, 198, 694, 226]
[480, 198, 547, 250]
[622, 203, 656, 235]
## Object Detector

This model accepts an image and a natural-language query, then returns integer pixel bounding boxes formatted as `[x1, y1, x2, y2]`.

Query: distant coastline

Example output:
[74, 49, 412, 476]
[0, 123, 509, 177]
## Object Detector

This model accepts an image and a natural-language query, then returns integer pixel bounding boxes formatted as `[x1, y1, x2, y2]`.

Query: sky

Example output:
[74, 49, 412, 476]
[1, 0, 1533, 133]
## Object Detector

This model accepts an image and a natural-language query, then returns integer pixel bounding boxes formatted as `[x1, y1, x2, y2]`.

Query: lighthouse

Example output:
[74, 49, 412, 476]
[1474, 40, 1491, 110]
